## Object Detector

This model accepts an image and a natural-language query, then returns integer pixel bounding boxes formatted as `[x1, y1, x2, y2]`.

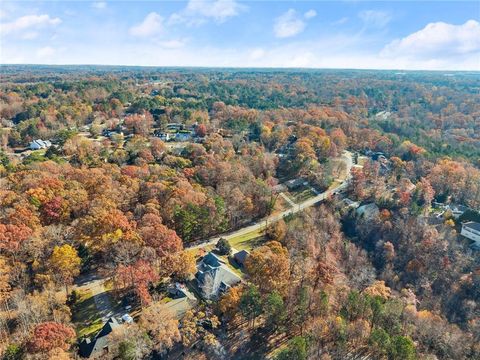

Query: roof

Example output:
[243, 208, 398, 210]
[196, 252, 241, 299]
[233, 250, 249, 264]
[29, 139, 51, 148]
[450, 204, 469, 213]
[79, 317, 120, 358]
[463, 222, 480, 232]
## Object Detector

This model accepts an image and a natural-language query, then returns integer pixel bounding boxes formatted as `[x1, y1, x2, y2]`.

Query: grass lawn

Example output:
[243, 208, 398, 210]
[72, 289, 103, 338]
[287, 186, 317, 203]
[228, 227, 265, 252]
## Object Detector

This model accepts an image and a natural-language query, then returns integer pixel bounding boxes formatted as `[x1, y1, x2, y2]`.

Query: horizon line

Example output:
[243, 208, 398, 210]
[1, 63, 480, 73]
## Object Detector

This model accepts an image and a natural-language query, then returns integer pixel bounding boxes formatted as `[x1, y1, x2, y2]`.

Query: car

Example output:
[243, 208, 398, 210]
[121, 314, 134, 324]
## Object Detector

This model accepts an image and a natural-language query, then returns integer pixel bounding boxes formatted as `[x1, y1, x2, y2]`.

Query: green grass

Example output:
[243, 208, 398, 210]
[228, 228, 265, 251]
[287, 186, 317, 203]
[72, 289, 102, 338]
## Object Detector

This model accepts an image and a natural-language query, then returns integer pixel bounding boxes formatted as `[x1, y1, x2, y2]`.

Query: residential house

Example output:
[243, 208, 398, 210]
[285, 178, 307, 191]
[449, 204, 469, 219]
[342, 198, 360, 210]
[461, 222, 480, 247]
[195, 252, 241, 300]
[29, 139, 51, 150]
[164, 283, 198, 317]
[175, 131, 193, 142]
[356, 203, 380, 220]
[79, 317, 120, 358]
[233, 250, 249, 267]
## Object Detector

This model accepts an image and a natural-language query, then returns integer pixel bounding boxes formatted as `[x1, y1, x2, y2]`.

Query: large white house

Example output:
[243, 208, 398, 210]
[195, 252, 241, 299]
[29, 139, 51, 150]
[460, 222, 480, 247]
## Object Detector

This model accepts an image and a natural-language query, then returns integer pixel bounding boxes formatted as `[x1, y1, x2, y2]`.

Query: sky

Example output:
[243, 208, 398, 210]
[1, 1, 479, 70]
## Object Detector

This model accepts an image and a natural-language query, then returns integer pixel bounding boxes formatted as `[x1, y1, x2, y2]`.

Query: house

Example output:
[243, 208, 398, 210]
[342, 198, 360, 210]
[285, 178, 307, 191]
[164, 283, 198, 317]
[449, 204, 469, 219]
[154, 131, 171, 141]
[461, 222, 480, 247]
[79, 317, 120, 358]
[175, 131, 193, 142]
[29, 139, 51, 150]
[356, 203, 380, 220]
[233, 250, 249, 267]
[195, 252, 241, 300]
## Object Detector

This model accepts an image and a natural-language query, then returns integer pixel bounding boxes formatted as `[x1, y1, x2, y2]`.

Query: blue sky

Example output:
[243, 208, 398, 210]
[1, 1, 479, 70]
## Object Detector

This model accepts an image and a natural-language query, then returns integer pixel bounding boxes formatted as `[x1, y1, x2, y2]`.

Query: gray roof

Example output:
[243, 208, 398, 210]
[233, 250, 249, 265]
[79, 317, 120, 358]
[463, 222, 480, 232]
[196, 252, 241, 299]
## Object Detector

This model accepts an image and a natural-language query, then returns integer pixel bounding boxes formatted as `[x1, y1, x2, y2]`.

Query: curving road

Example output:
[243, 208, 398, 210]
[188, 151, 353, 250]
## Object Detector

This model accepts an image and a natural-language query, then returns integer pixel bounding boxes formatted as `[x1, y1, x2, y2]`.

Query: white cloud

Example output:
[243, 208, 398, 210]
[333, 17, 348, 26]
[36, 46, 55, 58]
[158, 39, 187, 49]
[1, 14, 61, 35]
[274, 9, 306, 38]
[249, 48, 266, 60]
[358, 10, 391, 28]
[129, 12, 163, 37]
[381, 20, 480, 59]
[304, 10, 317, 20]
[170, 0, 246, 25]
[21, 31, 39, 40]
[92, 2, 107, 10]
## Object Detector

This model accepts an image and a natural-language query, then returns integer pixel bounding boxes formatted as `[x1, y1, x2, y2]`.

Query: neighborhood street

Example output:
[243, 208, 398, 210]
[188, 151, 353, 250]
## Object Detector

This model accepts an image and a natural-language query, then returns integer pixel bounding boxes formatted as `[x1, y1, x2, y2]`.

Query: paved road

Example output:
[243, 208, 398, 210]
[188, 151, 353, 250]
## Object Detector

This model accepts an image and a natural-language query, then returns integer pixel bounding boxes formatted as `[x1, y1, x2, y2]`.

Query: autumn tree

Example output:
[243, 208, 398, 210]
[139, 302, 181, 353]
[244, 241, 290, 294]
[49, 245, 81, 294]
[27, 322, 75, 353]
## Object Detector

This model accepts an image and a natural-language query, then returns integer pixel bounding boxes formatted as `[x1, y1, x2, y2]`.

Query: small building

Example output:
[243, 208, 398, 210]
[233, 250, 250, 267]
[29, 139, 51, 150]
[195, 252, 241, 300]
[449, 204, 469, 219]
[461, 222, 480, 247]
[356, 203, 380, 220]
[285, 178, 307, 191]
[154, 132, 171, 142]
[175, 131, 193, 142]
[79, 317, 120, 358]
[342, 198, 360, 210]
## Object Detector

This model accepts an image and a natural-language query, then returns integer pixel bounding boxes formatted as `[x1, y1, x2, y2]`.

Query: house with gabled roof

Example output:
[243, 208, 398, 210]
[195, 252, 241, 300]
[461, 221, 480, 248]
[79, 317, 120, 358]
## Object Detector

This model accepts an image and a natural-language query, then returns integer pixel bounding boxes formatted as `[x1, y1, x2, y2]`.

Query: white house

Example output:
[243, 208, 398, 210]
[461, 222, 480, 247]
[29, 139, 51, 150]
[195, 252, 241, 299]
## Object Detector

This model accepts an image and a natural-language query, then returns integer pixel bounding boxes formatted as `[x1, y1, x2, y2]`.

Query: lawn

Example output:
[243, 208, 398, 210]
[287, 186, 317, 203]
[72, 289, 103, 338]
[228, 227, 265, 252]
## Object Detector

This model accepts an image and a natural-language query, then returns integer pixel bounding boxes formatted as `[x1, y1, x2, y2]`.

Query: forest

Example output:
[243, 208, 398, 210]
[0, 66, 479, 360]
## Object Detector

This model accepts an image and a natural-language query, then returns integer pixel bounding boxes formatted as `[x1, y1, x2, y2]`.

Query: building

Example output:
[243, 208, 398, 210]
[285, 178, 307, 191]
[461, 222, 480, 247]
[356, 203, 380, 220]
[195, 252, 241, 300]
[79, 317, 120, 358]
[164, 283, 198, 317]
[29, 139, 52, 150]
[449, 204, 469, 219]
[233, 249, 249, 267]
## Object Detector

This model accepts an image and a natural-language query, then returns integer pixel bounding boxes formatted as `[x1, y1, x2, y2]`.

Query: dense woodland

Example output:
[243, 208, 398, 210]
[0, 66, 479, 360]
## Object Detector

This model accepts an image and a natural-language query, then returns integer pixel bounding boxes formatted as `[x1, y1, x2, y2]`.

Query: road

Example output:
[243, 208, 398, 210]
[188, 151, 353, 250]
